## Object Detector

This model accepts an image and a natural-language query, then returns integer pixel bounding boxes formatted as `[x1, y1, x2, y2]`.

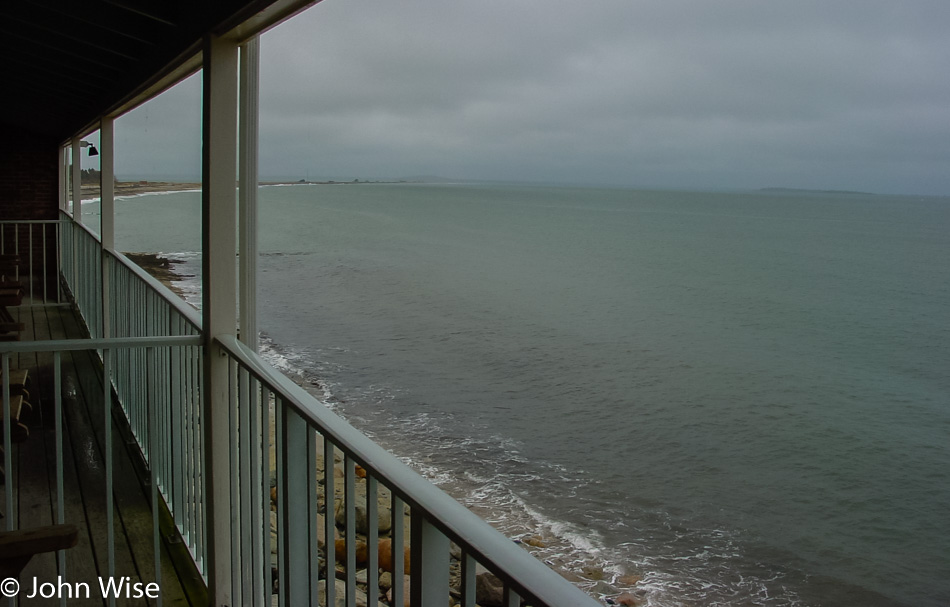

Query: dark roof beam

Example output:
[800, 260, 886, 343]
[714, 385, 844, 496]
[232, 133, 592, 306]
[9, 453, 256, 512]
[101, 0, 178, 27]
[7, 58, 111, 93]
[23, 2, 161, 48]
[5, 31, 129, 74]
[6, 48, 116, 84]
[6, 15, 142, 62]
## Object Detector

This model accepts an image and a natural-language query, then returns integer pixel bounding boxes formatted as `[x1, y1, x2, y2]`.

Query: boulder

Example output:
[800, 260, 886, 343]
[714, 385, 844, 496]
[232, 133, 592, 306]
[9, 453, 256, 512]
[334, 538, 369, 567]
[377, 538, 411, 574]
[617, 573, 642, 586]
[384, 576, 412, 607]
[474, 571, 505, 607]
[523, 535, 545, 548]
[335, 500, 393, 535]
[590, 580, 619, 596]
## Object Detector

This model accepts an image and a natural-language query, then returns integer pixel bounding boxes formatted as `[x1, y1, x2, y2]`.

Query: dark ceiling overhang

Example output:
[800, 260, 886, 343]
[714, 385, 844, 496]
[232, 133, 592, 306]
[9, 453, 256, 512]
[1, 0, 318, 144]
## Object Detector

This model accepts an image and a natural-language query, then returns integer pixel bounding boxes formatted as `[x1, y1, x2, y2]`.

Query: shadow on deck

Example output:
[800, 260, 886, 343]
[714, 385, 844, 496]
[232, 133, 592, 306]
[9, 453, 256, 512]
[2, 302, 207, 606]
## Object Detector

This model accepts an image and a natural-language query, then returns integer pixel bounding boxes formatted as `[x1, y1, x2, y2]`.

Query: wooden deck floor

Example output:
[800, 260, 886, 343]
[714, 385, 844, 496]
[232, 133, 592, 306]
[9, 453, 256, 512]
[3, 302, 207, 606]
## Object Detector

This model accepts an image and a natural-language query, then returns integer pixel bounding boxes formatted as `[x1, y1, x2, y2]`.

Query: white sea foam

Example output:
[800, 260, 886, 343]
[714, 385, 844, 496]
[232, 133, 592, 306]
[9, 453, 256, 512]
[146, 250, 809, 607]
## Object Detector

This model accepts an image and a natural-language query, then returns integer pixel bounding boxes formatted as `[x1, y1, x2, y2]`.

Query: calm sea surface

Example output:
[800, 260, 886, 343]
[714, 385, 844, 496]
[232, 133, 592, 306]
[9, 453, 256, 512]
[99, 183, 949, 606]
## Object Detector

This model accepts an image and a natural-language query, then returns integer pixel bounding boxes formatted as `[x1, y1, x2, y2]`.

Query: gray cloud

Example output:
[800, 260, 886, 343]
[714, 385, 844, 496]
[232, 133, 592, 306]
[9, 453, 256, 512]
[112, 0, 950, 194]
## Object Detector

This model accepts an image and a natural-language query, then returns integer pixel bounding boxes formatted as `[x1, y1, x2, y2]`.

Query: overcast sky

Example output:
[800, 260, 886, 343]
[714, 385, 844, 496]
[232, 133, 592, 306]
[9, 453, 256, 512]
[109, 0, 950, 195]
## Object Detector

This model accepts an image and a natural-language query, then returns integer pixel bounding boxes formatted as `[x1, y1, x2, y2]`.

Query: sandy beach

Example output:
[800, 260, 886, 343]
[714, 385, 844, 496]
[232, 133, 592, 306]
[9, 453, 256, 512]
[80, 179, 390, 200]
[81, 181, 201, 200]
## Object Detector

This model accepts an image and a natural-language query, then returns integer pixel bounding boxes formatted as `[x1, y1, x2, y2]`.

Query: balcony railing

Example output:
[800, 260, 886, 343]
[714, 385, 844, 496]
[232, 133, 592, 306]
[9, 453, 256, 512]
[1, 214, 600, 607]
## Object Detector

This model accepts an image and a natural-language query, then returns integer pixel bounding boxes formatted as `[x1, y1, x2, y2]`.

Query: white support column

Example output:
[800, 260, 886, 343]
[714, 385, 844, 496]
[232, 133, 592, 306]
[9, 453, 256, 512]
[239, 37, 260, 353]
[201, 34, 240, 607]
[70, 138, 81, 306]
[100, 119, 115, 251]
[58, 146, 67, 211]
[71, 137, 82, 224]
[100, 118, 115, 339]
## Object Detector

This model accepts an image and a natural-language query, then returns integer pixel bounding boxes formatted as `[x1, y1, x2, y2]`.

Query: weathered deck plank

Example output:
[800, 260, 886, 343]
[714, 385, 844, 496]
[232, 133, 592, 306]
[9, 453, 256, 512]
[4, 303, 205, 606]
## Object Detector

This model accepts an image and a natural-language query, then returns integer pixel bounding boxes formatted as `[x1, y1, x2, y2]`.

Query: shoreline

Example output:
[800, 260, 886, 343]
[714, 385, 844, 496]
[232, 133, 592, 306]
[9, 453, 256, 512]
[125, 253, 641, 604]
[80, 179, 411, 200]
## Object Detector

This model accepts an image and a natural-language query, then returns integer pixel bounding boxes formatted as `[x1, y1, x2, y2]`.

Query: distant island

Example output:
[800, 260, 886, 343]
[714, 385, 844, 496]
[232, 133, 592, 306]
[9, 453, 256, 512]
[759, 187, 875, 196]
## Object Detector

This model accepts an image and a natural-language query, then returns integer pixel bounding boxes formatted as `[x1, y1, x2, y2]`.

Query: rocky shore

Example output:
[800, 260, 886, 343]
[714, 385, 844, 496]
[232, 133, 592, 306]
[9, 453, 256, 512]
[264, 431, 644, 607]
[125, 252, 647, 607]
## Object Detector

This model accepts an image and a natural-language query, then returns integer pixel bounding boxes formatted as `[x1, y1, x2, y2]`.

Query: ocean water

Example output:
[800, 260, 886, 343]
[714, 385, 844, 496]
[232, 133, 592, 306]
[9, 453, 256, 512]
[100, 183, 949, 606]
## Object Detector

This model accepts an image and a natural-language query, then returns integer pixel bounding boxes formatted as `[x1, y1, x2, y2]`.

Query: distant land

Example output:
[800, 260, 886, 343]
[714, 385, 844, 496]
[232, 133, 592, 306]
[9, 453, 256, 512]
[759, 187, 875, 196]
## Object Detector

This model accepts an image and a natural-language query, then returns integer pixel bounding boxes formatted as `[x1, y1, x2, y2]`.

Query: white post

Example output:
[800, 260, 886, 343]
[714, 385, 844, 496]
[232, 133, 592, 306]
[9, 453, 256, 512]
[100, 119, 115, 252]
[71, 137, 83, 225]
[70, 138, 81, 306]
[202, 33, 239, 607]
[58, 146, 67, 211]
[239, 37, 260, 353]
[101, 118, 115, 340]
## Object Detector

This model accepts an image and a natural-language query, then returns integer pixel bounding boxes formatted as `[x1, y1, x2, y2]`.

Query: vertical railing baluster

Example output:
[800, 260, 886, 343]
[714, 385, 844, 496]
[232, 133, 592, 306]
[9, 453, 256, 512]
[239, 366, 253, 604]
[280, 401, 312, 603]
[344, 456, 356, 607]
[229, 357, 241, 603]
[172, 335, 184, 534]
[54, 353, 66, 595]
[504, 585, 521, 607]
[461, 552, 476, 607]
[261, 386, 272, 606]
[308, 428, 320, 607]
[248, 375, 263, 607]
[324, 440, 337, 607]
[28, 226, 34, 301]
[275, 397, 286, 607]
[392, 494, 405, 607]
[42, 225, 48, 303]
[148, 347, 163, 607]
[367, 475, 379, 606]
[2, 354, 12, 533]
[104, 347, 115, 607]
[410, 510, 450, 606]
[56, 222, 62, 303]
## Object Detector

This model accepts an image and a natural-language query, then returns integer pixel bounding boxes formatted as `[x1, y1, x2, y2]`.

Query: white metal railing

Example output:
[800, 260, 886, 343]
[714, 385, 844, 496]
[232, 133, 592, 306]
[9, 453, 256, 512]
[0, 219, 67, 304]
[3, 212, 600, 606]
[219, 335, 598, 607]
[106, 249, 206, 571]
[58, 212, 103, 337]
[0, 335, 202, 607]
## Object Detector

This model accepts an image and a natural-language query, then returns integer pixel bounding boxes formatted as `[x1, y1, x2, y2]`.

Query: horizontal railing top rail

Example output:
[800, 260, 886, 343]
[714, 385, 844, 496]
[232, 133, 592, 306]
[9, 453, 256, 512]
[0, 334, 203, 353]
[0, 219, 70, 224]
[218, 334, 599, 606]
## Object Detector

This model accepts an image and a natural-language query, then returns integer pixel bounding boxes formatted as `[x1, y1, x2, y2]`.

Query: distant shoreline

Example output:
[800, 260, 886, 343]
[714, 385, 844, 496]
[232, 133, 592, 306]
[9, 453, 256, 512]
[759, 187, 876, 196]
[80, 179, 412, 200]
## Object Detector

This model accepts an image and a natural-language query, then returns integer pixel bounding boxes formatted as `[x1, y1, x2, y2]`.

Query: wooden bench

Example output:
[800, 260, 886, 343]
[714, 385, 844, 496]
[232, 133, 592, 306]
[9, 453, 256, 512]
[0, 524, 79, 578]
[2, 368, 29, 391]
[0, 394, 31, 443]
[0, 306, 24, 340]
[0, 288, 23, 307]
[0, 255, 19, 281]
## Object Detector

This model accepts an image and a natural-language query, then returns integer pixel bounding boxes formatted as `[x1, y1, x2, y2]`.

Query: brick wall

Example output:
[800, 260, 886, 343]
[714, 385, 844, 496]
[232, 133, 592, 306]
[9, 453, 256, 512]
[0, 126, 63, 300]
[0, 126, 60, 221]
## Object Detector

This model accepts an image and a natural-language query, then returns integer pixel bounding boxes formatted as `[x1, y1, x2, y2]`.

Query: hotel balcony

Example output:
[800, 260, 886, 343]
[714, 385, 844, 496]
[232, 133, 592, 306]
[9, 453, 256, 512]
[0, 2, 599, 606]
